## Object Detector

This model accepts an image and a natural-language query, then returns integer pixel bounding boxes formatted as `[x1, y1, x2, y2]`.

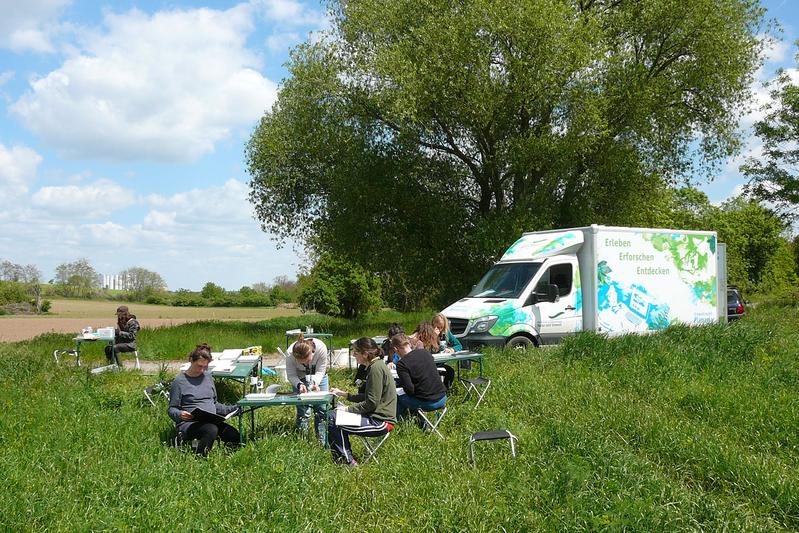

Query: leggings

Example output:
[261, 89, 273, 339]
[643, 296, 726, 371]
[184, 422, 240, 456]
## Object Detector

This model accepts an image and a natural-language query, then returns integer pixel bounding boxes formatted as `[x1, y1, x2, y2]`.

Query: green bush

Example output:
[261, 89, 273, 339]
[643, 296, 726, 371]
[0, 281, 27, 305]
[298, 254, 383, 318]
[40, 300, 51, 313]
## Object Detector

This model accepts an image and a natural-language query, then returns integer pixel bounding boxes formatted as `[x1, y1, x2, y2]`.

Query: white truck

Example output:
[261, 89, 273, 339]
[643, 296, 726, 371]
[442, 225, 727, 349]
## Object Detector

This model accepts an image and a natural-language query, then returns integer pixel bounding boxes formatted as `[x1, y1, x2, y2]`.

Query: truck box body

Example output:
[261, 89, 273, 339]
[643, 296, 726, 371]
[442, 225, 721, 348]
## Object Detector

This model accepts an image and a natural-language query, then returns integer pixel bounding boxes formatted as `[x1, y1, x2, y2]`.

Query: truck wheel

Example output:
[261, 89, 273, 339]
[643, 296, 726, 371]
[507, 335, 534, 350]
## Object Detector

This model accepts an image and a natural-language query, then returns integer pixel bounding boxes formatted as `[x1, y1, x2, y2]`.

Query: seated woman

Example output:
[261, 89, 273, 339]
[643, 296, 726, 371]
[432, 313, 462, 353]
[432, 313, 463, 383]
[330, 337, 397, 466]
[411, 321, 438, 352]
[167, 344, 240, 456]
[286, 334, 329, 446]
[391, 334, 447, 420]
[415, 320, 454, 389]
[105, 305, 140, 367]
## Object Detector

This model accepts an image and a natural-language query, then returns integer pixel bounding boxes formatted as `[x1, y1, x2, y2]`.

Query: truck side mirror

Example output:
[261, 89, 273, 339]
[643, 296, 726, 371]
[546, 284, 559, 302]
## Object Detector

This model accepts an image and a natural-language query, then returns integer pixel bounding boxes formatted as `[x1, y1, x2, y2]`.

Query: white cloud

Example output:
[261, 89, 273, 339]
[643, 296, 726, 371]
[266, 31, 301, 54]
[0, 176, 299, 290]
[0, 71, 14, 85]
[254, 0, 326, 26]
[145, 178, 254, 224]
[0, 0, 70, 52]
[31, 178, 135, 215]
[0, 143, 42, 202]
[761, 34, 791, 65]
[11, 4, 278, 162]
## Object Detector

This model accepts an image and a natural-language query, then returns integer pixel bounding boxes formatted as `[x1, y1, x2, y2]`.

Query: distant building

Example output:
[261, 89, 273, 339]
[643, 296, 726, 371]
[103, 274, 132, 290]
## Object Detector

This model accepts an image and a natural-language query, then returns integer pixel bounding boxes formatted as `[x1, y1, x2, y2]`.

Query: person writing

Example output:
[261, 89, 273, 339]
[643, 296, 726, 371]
[286, 334, 329, 446]
[168, 344, 240, 456]
[432, 313, 462, 385]
[329, 337, 397, 466]
[432, 313, 462, 353]
[391, 333, 447, 420]
[105, 305, 140, 367]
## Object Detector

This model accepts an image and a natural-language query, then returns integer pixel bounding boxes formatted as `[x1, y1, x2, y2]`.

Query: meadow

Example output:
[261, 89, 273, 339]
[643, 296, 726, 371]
[0, 306, 797, 531]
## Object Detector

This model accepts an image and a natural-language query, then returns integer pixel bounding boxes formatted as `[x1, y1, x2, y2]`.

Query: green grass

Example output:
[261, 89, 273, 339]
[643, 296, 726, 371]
[1, 307, 798, 530]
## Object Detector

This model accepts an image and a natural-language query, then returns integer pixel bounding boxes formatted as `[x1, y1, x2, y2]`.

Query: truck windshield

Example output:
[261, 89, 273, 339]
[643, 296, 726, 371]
[467, 262, 542, 299]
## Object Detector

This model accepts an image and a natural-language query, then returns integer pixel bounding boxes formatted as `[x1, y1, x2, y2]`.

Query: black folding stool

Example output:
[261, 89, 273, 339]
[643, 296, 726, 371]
[469, 429, 518, 466]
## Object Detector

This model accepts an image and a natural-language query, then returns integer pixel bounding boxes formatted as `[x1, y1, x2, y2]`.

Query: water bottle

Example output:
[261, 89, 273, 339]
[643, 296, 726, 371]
[439, 339, 447, 353]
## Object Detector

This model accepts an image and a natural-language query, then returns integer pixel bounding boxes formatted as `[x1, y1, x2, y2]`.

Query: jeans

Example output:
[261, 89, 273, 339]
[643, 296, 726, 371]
[397, 394, 447, 420]
[296, 375, 329, 446]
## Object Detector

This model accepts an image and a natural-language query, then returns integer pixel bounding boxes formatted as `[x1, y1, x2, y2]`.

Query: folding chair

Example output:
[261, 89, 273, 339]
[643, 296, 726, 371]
[358, 427, 393, 464]
[53, 349, 80, 367]
[417, 406, 447, 439]
[469, 429, 518, 466]
[460, 376, 491, 408]
[144, 380, 171, 407]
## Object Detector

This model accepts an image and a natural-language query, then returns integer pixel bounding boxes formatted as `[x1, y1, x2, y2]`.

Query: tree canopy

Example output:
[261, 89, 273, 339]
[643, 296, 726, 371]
[247, 0, 766, 308]
[54, 259, 101, 289]
[742, 44, 799, 219]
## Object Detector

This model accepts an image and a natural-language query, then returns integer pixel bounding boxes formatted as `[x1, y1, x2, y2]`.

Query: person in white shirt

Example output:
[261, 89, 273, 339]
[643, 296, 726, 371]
[286, 334, 329, 445]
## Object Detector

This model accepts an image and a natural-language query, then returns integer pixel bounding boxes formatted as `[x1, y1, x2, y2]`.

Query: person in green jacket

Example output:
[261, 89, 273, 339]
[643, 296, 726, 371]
[329, 337, 397, 466]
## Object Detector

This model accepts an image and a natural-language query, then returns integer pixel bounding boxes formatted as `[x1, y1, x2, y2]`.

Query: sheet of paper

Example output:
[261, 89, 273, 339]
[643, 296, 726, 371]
[219, 349, 242, 360]
[299, 391, 330, 400]
[238, 355, 260, 363]
[396, 387, 405, 396]
[246, 393, 276, 400]
[335, 409, 362, 427]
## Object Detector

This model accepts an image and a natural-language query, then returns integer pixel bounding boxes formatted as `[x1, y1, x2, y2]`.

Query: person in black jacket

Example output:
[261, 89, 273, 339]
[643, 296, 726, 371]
[105, 305, 140, 367]
[391, 333, 447, 419]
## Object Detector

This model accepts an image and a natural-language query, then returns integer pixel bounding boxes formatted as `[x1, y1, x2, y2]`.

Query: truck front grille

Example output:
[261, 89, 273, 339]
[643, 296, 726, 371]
[448, 318, 469, 335]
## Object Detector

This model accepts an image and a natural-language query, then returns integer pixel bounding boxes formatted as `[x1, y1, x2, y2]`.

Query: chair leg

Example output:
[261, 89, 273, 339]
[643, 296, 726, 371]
[417, 407, 447, 439]
[134, 350, 140, 370]
[360, 432, 391, 464]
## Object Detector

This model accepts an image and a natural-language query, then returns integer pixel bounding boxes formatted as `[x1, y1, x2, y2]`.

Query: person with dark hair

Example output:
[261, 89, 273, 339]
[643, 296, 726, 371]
[329, 337, 397, 466]
[381, 322, 405, 367]
[104, 305, 140, 367]
[168, 344, 240, 456]
[391, 334, 447, 420]
[286, 333, 329, 445]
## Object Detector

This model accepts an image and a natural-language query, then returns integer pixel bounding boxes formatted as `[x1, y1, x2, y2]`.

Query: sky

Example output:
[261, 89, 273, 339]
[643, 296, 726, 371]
[0, 0, 797, 291]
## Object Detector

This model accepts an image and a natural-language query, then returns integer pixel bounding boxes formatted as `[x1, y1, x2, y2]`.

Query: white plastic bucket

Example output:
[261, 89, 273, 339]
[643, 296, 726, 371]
[275, 364, 288, 382]
[330, 348, 351, 368]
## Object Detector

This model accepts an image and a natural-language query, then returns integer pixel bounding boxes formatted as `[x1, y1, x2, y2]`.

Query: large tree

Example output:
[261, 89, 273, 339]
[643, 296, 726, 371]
[118, 267, 167, 299]
[54, 259, 101, 289]
[742, 45, 799, 220]
[247, 0, 765, 308]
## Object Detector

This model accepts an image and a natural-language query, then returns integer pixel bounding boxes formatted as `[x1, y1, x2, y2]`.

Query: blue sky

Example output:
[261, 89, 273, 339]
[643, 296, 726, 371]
[0, 1, 797, 291]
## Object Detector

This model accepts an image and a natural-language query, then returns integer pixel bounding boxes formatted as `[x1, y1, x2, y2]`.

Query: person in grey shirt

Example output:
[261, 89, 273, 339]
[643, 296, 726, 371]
[168, 344, 240, 456]
[286, 335, 329, 445]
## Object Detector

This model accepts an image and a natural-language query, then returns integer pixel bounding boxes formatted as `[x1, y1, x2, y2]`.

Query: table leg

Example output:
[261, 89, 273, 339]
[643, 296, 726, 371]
[239, 410, 244, 444]
[75, 340, 82, 367]
[478, 356, 483, 377]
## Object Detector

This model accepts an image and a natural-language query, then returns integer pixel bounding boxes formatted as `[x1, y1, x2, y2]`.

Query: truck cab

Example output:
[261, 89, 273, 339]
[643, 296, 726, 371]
[443, 230, 585, 349]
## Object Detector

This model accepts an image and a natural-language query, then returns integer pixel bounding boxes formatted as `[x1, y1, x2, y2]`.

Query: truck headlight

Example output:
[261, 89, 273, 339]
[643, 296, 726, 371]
[470, 315, 499, 334]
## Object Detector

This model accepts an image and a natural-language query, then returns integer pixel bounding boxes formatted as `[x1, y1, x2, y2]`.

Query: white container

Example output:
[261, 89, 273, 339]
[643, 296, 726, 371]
[330, 348, 351, 368]
[275, 364, 288, 382]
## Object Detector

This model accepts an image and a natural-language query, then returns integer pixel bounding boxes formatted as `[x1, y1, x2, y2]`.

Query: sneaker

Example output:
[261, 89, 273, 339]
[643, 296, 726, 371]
[346, 459, 358, 468]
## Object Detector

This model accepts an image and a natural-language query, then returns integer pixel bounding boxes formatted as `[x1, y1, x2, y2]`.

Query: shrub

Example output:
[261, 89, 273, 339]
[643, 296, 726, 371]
[40, 300, 52, 313]
[298, 254, 383, 318]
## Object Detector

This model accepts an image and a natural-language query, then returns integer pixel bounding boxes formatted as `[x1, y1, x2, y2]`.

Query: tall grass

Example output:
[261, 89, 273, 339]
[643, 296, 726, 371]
[0, 306, 797, 530]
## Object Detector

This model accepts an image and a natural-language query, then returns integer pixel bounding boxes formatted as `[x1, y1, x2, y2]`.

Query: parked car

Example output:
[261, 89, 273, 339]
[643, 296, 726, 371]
[727, 286, 746, 321]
